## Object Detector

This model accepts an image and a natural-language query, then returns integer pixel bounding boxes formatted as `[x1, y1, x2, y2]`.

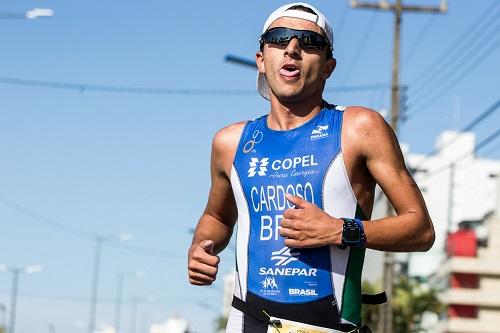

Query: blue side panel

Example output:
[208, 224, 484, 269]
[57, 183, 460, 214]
[233, 107, 344, 303]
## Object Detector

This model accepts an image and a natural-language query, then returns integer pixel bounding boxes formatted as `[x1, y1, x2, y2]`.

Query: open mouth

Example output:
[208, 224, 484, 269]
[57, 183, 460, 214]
[280, 64, 300, 78]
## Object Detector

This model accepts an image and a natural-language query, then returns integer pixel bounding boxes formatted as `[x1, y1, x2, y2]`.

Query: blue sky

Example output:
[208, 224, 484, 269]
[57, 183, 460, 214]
[0, 1, 499, 332]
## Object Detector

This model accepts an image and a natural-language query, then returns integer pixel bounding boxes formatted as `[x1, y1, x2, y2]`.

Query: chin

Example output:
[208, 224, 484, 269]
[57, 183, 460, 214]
[275, 88, 317, 103]
[275, 93, 302, 103]
[272, 87, 301, 100]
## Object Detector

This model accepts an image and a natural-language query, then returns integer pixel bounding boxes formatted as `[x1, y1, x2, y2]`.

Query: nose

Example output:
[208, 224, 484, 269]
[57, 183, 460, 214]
[284, 37, 301, 59]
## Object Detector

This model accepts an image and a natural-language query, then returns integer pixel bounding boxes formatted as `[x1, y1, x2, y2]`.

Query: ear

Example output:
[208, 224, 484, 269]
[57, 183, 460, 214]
[256, 51, 266, 74]
[323, 57, 336, 80]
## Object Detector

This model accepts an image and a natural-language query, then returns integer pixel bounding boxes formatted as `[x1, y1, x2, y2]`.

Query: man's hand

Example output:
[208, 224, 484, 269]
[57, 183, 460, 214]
[188, 240, 220, 286]
[280, 194, 343, 248]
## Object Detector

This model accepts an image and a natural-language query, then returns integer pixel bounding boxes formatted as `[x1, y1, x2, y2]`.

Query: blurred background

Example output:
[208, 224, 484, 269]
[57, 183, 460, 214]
[0, 0, 499, 332]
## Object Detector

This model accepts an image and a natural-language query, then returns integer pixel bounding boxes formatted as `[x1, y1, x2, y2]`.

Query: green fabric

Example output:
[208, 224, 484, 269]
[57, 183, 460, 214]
[340, 205, 367, 325]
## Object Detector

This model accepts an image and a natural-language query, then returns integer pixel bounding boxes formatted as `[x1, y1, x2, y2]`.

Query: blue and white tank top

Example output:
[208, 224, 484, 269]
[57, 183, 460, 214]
[228, 104, 366, 327]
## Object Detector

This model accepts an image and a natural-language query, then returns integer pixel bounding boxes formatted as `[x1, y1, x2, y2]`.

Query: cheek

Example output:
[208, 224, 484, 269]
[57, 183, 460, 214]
[302, 55, 326, 77]
[304, 63, 324, 81]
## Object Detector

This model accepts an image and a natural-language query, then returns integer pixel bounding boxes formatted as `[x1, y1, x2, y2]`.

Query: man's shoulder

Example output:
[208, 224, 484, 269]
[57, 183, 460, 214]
[212, 121, 247, 153]
[342, 106, 389, 135]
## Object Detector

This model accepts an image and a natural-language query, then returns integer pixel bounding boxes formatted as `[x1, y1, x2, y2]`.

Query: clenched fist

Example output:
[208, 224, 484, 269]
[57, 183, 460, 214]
[188, 240, 220, 285]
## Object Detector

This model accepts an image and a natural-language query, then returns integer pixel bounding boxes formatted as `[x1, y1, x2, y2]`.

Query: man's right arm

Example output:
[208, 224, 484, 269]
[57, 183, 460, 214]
[188, 123, 244, 286]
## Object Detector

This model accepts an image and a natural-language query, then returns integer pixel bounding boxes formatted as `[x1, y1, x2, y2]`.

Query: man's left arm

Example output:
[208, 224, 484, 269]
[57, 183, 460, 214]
[358, 110, 435, 252]
[280, 109, 434, 252]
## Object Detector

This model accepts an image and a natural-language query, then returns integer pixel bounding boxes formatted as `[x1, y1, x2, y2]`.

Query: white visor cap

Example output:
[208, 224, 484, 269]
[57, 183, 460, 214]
[257, 2, 334, 100]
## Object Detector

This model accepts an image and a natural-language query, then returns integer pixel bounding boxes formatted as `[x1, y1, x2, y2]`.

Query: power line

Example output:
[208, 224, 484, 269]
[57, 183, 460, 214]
[0, 76, 387, 95]
[333, 4, 350, 45]
[402, 15, 436, 66]
[0, 289, 199, 304]
[0, 196, 91, 239]
[369, 83, 382, 107]
[459, 99, 500, 133]
[411, 15, 500, 96]
[0, 195, 180, 259]
[478, 141, 500, 159]
[418, 127, 500, 182]
[376, 84, 389, 110]
[408, 1, 499, 89]
[325, 83, 389, 93]
[337, 13, 378, 89]
[407, 33, 500, 116]
[475, 128, 500, 154]
[410, 98, 500, 170]
[111, 242, 180, 259]
[404, 3, 500, 115]
[0, 77, 256, 96]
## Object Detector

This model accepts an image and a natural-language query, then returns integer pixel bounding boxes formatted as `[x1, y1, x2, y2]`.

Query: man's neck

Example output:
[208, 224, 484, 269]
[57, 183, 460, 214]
[267, 95, 325, 131]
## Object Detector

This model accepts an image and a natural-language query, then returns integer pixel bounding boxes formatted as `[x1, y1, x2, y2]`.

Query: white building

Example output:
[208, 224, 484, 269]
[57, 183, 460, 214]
[433, 208, 500, 332]
[150, 316, 189, 333]
[95, 325, 116, 333]
[407, 131, 500, 277]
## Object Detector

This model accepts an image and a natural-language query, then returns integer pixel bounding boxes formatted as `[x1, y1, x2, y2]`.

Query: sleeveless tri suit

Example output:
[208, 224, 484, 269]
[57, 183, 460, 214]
[227, 104, 367, 332]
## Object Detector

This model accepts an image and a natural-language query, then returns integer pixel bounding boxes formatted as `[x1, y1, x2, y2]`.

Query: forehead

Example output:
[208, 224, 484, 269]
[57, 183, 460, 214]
[267, 17, 324, 35]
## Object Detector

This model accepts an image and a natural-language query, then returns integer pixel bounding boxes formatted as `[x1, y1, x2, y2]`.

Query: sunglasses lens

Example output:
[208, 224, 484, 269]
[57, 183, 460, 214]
[261, 28, 328, 50]
[300, 32, 321, 49]
[264, 29, 292, 45]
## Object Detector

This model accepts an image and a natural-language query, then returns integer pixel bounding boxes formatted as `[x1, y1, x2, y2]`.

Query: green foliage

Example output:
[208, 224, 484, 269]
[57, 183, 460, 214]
[362, 277, 442, 333]
[362, 280, 382, 329]
[392, 277, 442, 333]
[215, 315, 228, 332]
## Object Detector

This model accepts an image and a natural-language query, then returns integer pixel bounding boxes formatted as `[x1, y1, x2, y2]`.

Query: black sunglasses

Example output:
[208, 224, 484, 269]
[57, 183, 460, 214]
[260, 27, 332, 54]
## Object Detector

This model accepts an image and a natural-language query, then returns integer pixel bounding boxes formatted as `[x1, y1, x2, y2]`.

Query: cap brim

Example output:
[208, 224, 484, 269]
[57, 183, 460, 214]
[257, 72, 270, 100]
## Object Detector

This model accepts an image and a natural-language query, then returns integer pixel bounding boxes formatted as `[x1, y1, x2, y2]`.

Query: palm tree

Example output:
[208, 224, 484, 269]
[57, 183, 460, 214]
[215, 315, 228, 333]
[362, 276, 441, 333]
[392, 277, 442, 333]
[362, 280, 382, 329]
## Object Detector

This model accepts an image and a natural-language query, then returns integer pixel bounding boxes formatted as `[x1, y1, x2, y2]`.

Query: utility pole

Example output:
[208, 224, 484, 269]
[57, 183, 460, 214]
[114, 270, 145, 333]
[88, 236, 103, 333]
[114, 273, 124, 333]
[129, 297, 139, 333]
[0, 265, 42, 333]
[447, 163, 456, 234]
[88, 233, 131, 333]
[8, 269, 19, 333]
[349, 1, 447, 332]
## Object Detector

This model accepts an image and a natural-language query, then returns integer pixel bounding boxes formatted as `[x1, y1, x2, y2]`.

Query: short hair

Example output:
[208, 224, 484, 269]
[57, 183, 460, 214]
[287, 5, 317, 14]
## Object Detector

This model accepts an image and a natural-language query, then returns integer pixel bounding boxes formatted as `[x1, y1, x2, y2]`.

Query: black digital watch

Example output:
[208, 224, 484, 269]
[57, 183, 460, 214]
[340, 218, 366, 248]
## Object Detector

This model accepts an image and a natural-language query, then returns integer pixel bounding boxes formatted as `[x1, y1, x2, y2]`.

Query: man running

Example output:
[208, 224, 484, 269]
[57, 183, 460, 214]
[188, 3, 434, 332]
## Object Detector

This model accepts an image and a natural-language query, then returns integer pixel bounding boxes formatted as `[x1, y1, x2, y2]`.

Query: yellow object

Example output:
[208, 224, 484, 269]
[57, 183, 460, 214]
[267, 317, 345, 333]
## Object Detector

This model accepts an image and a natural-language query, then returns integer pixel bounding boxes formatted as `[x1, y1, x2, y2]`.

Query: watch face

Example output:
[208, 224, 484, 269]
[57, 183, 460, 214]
[345, 227, 361, 242]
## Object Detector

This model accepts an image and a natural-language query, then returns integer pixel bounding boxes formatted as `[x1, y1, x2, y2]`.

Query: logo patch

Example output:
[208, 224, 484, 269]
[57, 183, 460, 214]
[261, 276, 278, 290]
[271, 246, 300, 266]
[289, 288, 318, 296]
[248, 157, 269, 177]
[311, 125, 329, 140]
[243, 130, 263, 153]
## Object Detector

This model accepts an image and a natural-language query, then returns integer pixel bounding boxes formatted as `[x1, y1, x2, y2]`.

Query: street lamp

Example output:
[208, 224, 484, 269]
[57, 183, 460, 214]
[0, 264, 43, 333]
[88, 233, 131, 333]
[130, 294, 156, 333]
[224, 54, 257, 69]
[0, 8, 54, 20]
[114, 270, 146, 333]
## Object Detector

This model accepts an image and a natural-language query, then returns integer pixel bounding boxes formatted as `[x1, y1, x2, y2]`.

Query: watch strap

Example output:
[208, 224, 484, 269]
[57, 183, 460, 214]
[340, 217, 366, 248]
